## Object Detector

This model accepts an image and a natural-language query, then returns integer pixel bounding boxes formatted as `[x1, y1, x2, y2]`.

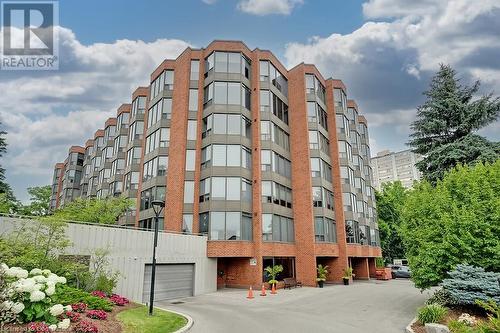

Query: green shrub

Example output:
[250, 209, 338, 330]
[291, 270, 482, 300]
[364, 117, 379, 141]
[442, 265, 500, 306]
[52, 285, 113, 311]
[476, 300, 500, 333]
[417, 304, 448, 324]
[426, 288, 457, 306]
[448, 320, 474, 333]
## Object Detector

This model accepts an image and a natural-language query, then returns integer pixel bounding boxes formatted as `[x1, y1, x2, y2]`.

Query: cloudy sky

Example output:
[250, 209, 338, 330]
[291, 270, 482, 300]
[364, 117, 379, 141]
[1, 0, 499, 202]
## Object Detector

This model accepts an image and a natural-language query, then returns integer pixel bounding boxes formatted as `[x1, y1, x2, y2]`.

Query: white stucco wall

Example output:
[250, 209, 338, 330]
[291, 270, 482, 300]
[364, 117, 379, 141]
[0, 216, 217, 302]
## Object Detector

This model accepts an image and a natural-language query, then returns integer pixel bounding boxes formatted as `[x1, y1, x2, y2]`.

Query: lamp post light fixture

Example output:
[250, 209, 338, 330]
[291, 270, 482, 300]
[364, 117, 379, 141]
[149, 199, 165, 316]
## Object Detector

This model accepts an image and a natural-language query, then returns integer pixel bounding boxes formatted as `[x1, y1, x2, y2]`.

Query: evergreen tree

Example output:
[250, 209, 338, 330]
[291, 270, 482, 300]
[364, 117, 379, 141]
[409, 64, 500, 183]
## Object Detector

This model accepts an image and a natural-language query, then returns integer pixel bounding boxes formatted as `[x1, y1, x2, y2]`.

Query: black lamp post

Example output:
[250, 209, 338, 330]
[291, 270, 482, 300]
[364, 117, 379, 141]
[149, 199, 165, 316]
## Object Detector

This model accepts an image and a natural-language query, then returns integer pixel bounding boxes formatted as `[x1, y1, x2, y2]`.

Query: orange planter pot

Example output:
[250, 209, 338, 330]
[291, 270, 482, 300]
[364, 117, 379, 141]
[375, 268, 392, 280]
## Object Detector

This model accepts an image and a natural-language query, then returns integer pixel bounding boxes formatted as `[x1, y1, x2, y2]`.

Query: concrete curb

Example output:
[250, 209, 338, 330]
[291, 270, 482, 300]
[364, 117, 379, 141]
[155, 306, 194, 333]
[405, 317, 417, 333]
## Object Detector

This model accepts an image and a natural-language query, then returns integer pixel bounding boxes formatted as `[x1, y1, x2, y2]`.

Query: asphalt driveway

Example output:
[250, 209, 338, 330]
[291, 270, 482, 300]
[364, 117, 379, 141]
[158, 279, 431, 333]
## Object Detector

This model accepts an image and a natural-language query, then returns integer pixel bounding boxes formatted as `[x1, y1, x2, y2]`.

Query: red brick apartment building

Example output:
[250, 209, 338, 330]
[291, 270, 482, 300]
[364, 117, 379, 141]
[50, 41, 381, 287]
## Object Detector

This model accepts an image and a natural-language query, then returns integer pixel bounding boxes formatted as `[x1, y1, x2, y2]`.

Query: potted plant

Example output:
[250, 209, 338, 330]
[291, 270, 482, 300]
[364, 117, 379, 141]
[264, 264, 283, 290]
[316, 264, 328, 288]
[343, 267, 353, 285]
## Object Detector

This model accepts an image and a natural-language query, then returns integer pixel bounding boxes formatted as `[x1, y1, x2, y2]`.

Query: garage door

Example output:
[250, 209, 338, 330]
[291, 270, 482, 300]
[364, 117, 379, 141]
[142, 264, 194, 302]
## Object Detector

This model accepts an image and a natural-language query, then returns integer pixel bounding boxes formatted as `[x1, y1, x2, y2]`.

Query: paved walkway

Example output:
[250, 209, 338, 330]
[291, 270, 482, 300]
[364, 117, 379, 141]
[158, 279, 431, 333]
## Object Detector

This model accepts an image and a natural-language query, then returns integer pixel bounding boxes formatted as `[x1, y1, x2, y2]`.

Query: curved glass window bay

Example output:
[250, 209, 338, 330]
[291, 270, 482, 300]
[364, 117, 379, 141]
[199, 177, 252, 202]
[305, 74, 326, 103]
[204, 81, 251, 110]
[202, 113, 251, 138]
[199, 211, 252, 241]
[262, 214, 294, 242]
[148, 98, 172, 128]
[260, 90, 289, 125]
[201, 144, 251, 169]
[259, 60, 288, 97]
[314, 217, 337, 243]
[150, 70, 174, 100]
[205, 51, 251, 78]
[260, 150, 291, 178]
[261, 181, 292, 208]
[145, 128, 170, 154]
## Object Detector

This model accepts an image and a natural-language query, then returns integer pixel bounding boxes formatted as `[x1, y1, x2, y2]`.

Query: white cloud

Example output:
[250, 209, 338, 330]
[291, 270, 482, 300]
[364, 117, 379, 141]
[237, 0, 303, 16]
[0, 26, 190, 200]
[285, 0, 500, 152]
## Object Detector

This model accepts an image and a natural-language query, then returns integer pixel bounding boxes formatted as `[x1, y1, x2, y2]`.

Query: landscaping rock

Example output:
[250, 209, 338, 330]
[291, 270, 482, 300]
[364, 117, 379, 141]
[424, 323, 450, 333]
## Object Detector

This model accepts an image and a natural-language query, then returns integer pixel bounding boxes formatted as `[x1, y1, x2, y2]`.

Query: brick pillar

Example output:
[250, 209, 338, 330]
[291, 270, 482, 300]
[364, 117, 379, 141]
[352, 258, 370, 280]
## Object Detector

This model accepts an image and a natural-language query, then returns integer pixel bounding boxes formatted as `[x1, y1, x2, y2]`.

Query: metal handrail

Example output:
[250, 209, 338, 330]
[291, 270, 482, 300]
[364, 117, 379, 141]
[0, 213, 204, 236]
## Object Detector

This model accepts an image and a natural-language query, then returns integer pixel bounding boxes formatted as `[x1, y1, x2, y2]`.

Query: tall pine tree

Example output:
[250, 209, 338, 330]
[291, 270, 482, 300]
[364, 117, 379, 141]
[409, 64, 500, 183]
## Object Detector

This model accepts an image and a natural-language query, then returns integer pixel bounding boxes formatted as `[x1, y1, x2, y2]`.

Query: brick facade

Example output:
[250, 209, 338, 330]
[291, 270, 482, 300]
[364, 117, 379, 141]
[51, 40, 382, 289]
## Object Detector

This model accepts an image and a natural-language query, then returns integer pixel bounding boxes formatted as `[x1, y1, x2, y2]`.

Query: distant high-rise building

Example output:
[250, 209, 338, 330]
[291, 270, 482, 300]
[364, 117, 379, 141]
[371, 149, 422, 190]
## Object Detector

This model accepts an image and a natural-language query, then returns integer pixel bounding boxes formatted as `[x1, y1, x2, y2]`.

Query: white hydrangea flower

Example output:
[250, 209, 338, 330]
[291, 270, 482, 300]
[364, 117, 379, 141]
[58, 318, 70, 330]
[11, 302, 25, 314]
[0, 263, 8, 272]
[29, 290, 46, 302]
[16, 278, 36, 293]
[49, 304, 64, 316]
[45, 285, 56, 296]
[16, 269, 29, 279]
[57, 276, 67, 284]
[64, 305, 72, 312]
[5, 267, 20, 277]
[33, 275, 47, 283]
[48, 324, 57, 331]
[47, 273, 59, 282]
[1, 300, 14, 310]
[29, 268, 42, 276]
[41, 269, 51, 276]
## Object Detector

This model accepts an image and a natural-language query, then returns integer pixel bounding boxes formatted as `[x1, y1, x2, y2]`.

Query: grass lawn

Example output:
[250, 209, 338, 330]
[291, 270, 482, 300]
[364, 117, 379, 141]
[117, 305, 187, 333]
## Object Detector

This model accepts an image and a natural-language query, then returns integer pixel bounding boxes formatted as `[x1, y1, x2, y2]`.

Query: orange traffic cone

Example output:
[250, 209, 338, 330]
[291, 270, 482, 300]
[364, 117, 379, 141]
[246, 286, 254, 299]
[260, 284, 267, 296]
[271, 283, 277, 295]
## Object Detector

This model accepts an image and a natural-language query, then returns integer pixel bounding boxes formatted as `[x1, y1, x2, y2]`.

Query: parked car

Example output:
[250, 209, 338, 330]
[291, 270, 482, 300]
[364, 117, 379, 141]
[391, 265, 411, 278]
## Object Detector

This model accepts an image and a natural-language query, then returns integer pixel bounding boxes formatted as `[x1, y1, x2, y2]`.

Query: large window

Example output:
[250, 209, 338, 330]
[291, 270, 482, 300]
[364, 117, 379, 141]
[262, 214, 294, 242]
[261, 181, 292, 208]
[310, 158, 332, 182]
[260, 121, 290, 151]
[124, 171, 139, 190]
[143, 156, 168, 181]
[315, 217, 337, 243]
[182, 214, 193, 234]
[334, 88, 347, 113]
[205, 51, 251, 78]
[145, 128, 170, 154]
[199, 211, 252, 241]
[340, 166, 355, 186]
[190, 60, 199, 81]
[189, 89, 198, 111]
[336, 114, 350, 137]
[305, 74, 326, 103]
[126, 147, 141, 167]
[132, 96, 146, 117]
[147, 98, 172, 128]
[338, 141, 352, 161]
[307, 102, 328, 130]
[184, 181, 194, 203]
[110, 158, 125, 176]
[259, 60, 288, 97]
[203, 81, 251, 109]
[185, 150, 196, 171]
[200, 144, 251, 169]
[128, 121, 144, 142]
[150, 70, 174, 100]
[187, 120, 197, 141]
[140, 186, 166, 211]
[312, 187, 334, 210]
[345, 220, 359, 243]
[202, 113, 251, 138]
[260, 90, 289, 124]
[260, 150, 291, 178]
[198, 177, 252, 203]
[343, 192, 358, 212]
[308, 130, 330, 154]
